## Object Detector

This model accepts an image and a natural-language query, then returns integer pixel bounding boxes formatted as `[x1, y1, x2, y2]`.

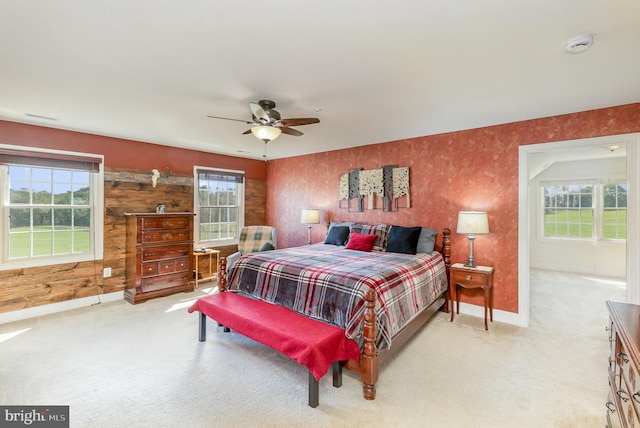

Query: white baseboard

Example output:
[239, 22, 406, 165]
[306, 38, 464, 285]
[454, 301, 528, 328]
[0, 292, 124, 325]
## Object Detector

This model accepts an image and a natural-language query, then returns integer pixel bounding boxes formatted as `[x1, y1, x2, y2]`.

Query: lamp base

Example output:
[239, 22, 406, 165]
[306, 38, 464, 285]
[465, 235, 476, 268]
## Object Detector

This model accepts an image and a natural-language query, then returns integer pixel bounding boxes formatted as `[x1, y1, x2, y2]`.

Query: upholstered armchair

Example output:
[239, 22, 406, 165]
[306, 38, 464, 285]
[225, 226, 277, 271]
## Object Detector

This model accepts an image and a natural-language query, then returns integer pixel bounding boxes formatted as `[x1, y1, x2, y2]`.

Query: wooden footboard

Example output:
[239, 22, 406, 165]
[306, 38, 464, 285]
[343, 227, 451, 400]
[217, 227, 451, 401]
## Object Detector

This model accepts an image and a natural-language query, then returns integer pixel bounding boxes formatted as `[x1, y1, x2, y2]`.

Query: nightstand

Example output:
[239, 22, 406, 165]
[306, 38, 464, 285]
[193, 249, 220, 289]
[449, 263, 494, 330]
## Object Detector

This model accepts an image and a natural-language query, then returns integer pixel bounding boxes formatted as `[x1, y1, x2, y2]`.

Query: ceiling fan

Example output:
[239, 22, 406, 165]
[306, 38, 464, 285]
[207, 99, 320, 147]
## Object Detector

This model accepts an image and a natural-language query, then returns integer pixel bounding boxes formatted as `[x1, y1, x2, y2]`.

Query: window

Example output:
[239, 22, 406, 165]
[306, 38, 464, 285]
[0, 146, 104, 269]
[194, 168, 244, 247]
[542, 180, 627, 241]
[543, 183, 594, 239]
[603, 183, 627, 240]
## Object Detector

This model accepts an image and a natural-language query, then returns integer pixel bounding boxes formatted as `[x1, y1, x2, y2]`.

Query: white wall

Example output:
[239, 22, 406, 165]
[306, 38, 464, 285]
[529, 156, 626, 278]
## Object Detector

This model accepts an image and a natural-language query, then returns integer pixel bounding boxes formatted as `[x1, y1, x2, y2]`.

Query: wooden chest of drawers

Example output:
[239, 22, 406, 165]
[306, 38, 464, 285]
[606, 301, 640, 428]
[124, 213, 195, 304]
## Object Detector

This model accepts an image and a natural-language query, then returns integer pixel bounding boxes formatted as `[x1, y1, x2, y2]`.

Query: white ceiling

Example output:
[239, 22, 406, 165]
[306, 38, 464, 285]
[1, 1, 639, 160]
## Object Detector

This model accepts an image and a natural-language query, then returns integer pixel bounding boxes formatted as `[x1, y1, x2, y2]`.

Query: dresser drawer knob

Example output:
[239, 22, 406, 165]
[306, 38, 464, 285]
[618, 352, 630, 364]
[617, 388, 630, 402]
[606, 401, 617, 413]
[466, 275, 471, 281]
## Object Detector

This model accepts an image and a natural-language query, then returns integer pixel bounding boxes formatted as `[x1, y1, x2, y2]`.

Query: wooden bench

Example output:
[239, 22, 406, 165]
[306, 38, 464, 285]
[189, 292, 353, 408]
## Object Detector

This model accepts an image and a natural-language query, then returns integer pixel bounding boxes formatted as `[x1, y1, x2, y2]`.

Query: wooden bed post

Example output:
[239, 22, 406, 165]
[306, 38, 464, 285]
[218, 257, 227, 292]
[361, 289, 379, 400]
[441, 228, 451, 275]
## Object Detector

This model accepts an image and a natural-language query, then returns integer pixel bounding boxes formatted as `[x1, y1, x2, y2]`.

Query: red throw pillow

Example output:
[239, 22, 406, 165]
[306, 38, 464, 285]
[345, 232, 377, 252]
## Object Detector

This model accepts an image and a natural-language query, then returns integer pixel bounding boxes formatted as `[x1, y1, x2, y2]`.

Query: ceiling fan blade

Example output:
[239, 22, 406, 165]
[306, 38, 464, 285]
[242, 129, 252, 134]
[207, 115, 253, 124]
[280, 127, 304, 137]
[250, 102, 270, 123]
[278, 117, 320, 127]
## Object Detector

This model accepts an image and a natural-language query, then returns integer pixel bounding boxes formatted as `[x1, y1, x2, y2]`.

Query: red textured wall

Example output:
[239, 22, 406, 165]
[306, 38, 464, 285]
[0, 121, 266, 180]
[266, 103, 640, 314]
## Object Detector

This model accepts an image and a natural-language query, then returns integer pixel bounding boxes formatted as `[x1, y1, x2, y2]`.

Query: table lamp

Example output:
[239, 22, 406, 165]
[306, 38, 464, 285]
[301, 209, 320, 245]
[456, 211, 489, 268]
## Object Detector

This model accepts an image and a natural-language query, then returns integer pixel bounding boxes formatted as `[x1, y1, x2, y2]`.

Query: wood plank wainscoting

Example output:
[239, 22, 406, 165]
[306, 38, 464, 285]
[0, 167, 266, 315]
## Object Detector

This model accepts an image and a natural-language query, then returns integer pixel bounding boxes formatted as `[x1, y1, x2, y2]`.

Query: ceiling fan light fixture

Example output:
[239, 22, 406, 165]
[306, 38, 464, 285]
[251, 125, 281, 142]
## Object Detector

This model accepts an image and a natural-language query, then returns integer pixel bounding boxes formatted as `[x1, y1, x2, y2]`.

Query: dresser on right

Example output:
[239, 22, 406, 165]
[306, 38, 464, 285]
[606, 300, 640, 427]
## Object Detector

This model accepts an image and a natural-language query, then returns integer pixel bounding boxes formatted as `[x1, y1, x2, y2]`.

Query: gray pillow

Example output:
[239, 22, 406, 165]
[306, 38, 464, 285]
[416, 228, 437, 253]
[328, 221, 355, 234]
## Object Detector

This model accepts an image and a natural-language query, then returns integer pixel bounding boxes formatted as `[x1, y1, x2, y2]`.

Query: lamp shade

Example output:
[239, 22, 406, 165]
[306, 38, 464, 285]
[456, 211, 489, 235]
[300, 209, 320, 224]
[251, 125, 281, 142]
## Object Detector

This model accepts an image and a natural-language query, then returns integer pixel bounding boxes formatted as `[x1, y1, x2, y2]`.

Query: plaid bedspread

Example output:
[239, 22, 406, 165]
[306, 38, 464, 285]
[226, 244, 448, 351]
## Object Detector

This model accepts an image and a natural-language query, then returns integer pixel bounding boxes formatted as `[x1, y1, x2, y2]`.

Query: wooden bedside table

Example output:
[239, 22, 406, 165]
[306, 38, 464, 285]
[193, 249, 220, 289]
[449, 263, 494, 330]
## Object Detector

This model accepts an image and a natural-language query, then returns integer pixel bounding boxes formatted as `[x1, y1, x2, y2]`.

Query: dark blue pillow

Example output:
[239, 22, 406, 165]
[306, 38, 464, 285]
[386, 225, 422, 254]
[324, 225, 350, 246]
[259, 242, 275, 251]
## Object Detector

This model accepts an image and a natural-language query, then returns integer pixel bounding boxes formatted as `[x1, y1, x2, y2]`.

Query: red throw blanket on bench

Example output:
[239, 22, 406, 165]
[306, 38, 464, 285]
[188, 292, 361, 380]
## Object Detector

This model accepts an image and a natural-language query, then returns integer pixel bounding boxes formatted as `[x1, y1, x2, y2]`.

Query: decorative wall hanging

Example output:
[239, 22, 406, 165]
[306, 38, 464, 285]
[359, 168, 384, 210]
[338, 165, 410, 211]
[348, 168, 364, 212]
[382, 165, 395, 212]
[393, 167, 410, 208]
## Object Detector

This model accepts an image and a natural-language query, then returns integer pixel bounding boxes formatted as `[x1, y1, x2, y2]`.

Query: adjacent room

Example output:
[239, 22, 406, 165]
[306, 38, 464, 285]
[1, 1, 639, 427]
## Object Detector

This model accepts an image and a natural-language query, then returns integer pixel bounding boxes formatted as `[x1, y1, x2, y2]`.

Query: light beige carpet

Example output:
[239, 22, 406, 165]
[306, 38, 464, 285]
[0, 269, 625, 427]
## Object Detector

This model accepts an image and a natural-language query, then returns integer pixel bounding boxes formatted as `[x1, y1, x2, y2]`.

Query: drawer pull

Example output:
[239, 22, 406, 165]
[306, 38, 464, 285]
[618, 352, 630, 364]
[633, 391, 640, 404]
[466, 275, 471, 281]
[617, 388, 630, 402]
[606, 401, 617, 413]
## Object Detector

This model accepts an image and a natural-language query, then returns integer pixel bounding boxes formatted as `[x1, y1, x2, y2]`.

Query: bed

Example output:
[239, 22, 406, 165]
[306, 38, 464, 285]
[214, 224, 451, 400]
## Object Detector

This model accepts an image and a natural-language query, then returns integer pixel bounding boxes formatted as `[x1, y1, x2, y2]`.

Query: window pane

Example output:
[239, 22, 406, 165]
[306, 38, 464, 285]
[8, 165, 30, 181]
[53, 231, 72, 254]
[72, 171, 90, 184]
[74, 230, 90, 252]
[9, 183, 30, 203]
[74, 208, 91, 228]
[53, 183, 72, 205]
[9, 208, 30, 229]
[33, 231, 52, 256]
[32, 168, 52, 182]
[9, 233, 30, 258]
[54, 208, 72, 229]
[53, 169, 71, 182]
[33, 208, 52, 228]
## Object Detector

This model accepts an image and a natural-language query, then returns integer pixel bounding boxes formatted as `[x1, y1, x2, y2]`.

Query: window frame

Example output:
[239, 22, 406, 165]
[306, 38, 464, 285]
[0, 145, 104, 270]
[193, 166, 245, 248]
[540, 179, 627, 242]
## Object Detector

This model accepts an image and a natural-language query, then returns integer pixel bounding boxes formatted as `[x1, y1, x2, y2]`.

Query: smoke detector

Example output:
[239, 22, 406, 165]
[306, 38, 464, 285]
[565, 34, 594, 54]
